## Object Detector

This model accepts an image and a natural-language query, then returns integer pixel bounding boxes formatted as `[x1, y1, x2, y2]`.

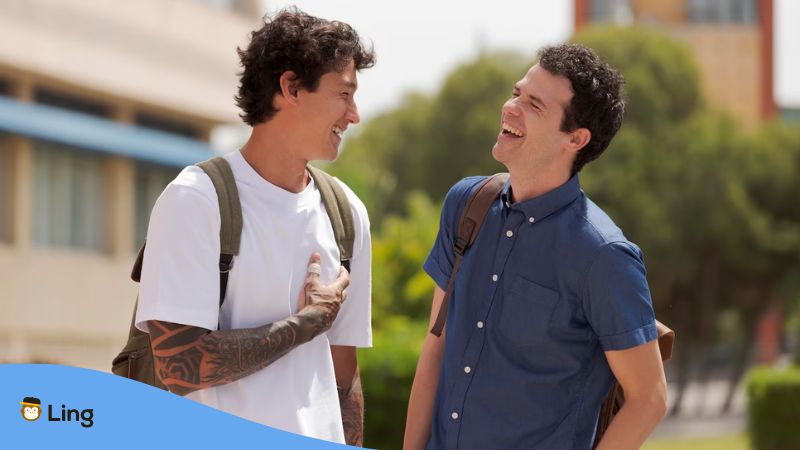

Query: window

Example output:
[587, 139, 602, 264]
[33, 142, 107, 251]
[192, 0, 235, 10]
[590, 0, 633, 23]
[191, 0, 256, 16]
[34, 88, 108, 118]
[135, 112, 199, 139]
[688, 0, 757, 24]
[134, 164, 179, 247]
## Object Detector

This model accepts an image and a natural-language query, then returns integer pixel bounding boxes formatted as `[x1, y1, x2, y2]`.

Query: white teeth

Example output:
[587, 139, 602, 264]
[502, 123, 524, 137]
[332, 126, 343, 136]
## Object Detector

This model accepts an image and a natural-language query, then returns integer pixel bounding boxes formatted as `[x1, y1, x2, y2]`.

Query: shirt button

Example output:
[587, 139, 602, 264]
[477, 321, 484, 329]
[506, 230, 514, 237]
[529, 217, 535, 223]
[464, 366, 472, 374]
[492, 274, 498, 282]
[451, 412, 459, 420]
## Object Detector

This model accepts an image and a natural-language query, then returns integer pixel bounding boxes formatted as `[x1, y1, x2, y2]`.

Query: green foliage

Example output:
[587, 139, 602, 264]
[574, 26, 703, 133]
[417, 52, 525, 199]
[746, 366, 800, 450]
[359, 317, 428, 450]
[331, 92, 435, 222]
[371, 192, 440, 325]
[357, 193, 441, 448]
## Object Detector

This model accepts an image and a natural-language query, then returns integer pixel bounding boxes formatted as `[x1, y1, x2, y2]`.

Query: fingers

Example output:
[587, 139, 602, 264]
[306, 252, 322, 280]
[330, 265, 351, 299]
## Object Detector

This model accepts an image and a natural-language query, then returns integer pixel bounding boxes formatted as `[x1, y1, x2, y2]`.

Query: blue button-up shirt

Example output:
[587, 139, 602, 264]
[423, 175, 657, 450]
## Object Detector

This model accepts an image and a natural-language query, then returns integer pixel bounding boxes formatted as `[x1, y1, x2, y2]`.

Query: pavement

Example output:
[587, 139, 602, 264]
[651, 413, 746, 439]
[650, 377, 747, 439]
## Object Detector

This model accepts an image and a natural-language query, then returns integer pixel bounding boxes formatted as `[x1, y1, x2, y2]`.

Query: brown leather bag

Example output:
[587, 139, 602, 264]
[593, 322, 674, 448]
[428, 174, 675, 447]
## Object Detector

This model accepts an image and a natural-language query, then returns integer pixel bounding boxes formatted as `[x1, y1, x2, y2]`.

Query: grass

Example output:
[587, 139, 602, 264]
[642, 434, 749, 450]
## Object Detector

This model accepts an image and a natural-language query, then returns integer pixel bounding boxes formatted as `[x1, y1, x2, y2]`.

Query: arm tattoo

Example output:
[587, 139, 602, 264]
[338, 369, 364, 446]
[148, 301, 338, 396]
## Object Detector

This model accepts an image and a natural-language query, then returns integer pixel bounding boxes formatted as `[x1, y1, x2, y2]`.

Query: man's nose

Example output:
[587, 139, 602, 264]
[502, 98, 521, 117]
[347, 101, 360, 125]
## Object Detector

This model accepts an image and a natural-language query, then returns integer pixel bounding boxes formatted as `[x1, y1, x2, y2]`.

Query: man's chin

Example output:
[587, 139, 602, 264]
[309, 147, 339, 163]
[491, 142, 507, 163]
[327, 146, 341, 162]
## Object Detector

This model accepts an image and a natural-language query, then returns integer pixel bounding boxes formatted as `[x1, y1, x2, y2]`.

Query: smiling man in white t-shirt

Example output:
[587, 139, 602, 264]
[134, 8, 375, 446]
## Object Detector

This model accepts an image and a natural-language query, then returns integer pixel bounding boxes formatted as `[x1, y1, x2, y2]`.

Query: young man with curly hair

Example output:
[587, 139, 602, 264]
[405, 43, 667, 450]
[134, 9, 374, 445]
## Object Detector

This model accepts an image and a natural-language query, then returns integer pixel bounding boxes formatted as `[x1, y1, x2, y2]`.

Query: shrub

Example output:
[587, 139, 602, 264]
[359, 317, 427, 450]
[746, 365, 800, 450]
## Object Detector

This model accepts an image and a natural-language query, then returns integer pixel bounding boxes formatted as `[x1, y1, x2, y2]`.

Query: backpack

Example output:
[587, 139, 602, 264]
[428, 173, 675, 448]
[111, 156, 356, 389]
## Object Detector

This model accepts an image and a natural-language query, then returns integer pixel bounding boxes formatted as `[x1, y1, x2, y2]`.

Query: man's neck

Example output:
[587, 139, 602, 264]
[507, 166, 571, 204]
[240, 123, 310, 193]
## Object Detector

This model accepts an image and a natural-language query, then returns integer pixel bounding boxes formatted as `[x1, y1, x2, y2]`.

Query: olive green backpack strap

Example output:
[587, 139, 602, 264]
[307, 165, 355, 272]
[197, 156, 243, 304]
[113, 156, 242, 389]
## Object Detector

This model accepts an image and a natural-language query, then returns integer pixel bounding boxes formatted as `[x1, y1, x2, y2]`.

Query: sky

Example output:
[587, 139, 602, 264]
[261, 0, 800, 121]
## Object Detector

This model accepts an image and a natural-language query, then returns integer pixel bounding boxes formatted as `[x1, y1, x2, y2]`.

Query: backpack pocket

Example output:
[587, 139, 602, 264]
[111, 331, 165, 390]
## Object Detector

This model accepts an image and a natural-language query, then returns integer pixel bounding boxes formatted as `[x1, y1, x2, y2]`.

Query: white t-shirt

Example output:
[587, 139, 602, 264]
[135, 150, 372, 443]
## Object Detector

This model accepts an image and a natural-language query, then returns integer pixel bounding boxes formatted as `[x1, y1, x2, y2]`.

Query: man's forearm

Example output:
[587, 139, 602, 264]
[338, 368, 364, 446]
[405, 287, 447, 450]
[404, 339, 444, 450]
[595, 392, 667, 450]
[148, 310, 330, 396]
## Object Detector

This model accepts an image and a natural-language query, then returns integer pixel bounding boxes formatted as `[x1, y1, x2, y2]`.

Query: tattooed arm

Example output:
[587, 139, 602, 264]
[332, 345, 364, 446]
[148, 254, 349, 396]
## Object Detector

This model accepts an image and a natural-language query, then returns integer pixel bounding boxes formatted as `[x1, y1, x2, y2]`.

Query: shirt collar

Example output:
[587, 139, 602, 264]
[500, 174, 582, 221]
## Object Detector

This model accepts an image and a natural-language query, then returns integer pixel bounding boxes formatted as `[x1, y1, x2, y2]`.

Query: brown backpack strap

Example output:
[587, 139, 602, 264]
[656, 320, 675, 360]
[430, 173, 510, 337]
[592, 320, 675, 448]
[307, 165, 356, 272]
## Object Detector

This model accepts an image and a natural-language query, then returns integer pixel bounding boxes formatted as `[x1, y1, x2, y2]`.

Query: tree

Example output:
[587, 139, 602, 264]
[574, 26, 703, 134]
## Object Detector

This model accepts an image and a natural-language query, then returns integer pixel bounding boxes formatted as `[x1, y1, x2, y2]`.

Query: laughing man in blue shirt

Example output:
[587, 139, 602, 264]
[404, 43, 667, 450]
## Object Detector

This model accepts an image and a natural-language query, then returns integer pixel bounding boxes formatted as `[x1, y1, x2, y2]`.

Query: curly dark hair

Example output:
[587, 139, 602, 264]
[235, 8, 376, 126]
[537, 43, 625, 175]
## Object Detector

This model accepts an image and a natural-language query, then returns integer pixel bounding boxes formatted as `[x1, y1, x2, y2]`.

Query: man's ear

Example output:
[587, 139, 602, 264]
[567, 128, 591, 155]
[278, 71, 301, 105]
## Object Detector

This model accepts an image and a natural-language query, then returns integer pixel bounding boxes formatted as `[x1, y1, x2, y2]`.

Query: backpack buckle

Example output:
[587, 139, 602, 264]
[453, 237, 468, 256]
[219, 254, 234, 273]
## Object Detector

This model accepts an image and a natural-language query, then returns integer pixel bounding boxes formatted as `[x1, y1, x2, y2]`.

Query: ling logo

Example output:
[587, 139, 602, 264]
[19, 396, 94, 428]
[20, 397, 42, 421]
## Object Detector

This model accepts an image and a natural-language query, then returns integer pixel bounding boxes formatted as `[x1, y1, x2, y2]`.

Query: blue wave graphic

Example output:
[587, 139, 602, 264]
[1, 364, 362, 449]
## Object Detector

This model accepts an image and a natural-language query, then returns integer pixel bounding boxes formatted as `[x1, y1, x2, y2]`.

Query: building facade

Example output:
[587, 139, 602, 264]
[0, 0, 259, 370]
[574, 0, 776, 126]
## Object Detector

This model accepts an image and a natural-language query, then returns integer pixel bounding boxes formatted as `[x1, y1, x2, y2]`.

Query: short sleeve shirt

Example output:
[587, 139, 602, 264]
[423, 175, 656, 450]
[135, 150, 372, 443]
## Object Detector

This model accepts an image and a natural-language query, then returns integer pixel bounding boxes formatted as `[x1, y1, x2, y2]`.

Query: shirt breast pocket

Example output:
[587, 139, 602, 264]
[498, 276, 560, 348]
